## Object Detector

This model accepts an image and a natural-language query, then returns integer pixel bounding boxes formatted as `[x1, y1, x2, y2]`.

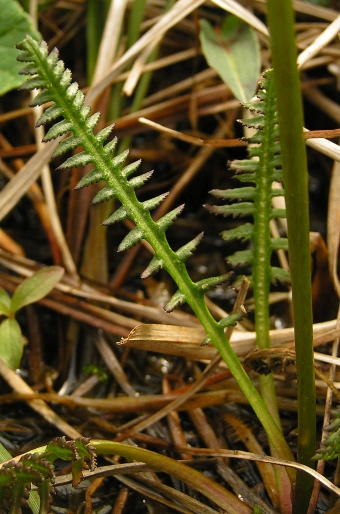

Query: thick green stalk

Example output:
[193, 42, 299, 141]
[266, 2, 316, 511]
[92, 440, 248, 513]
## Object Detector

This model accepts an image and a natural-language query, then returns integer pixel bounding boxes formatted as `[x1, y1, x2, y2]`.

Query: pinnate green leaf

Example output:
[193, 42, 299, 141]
[0, 318, 22, 369]
[156, 205, 185, 231]
[59, 151, 93, 169]
[10, 266, 64, 314]
[43, 119, 72, 141]
[199, 16, 261, 103]
[74, 168, 105, 189]
[43, 436, 95, 486]
[228, 249, 253, 267]
[175, 233, 204, 262]
[210, 187, 255, 201]
[271, 238, 289, 251]
[102, 205, 128, 225]
[141, 255, 164, 279]
[118, 227, 143, 252]
[220, 223, 253, 242]
[218, 312, 245, 328]
[196, 273, 233, 292]
[164, 291, 186, 313]
[206, 202, 255, 217]
[270, 267, 291, 284]
[92, 186, 118, 205]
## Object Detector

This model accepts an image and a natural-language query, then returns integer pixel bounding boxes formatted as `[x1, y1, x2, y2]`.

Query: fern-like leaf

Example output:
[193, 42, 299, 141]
[17, 35, 231, 314]
[205, 69, 289, 286]
[204, 70, 293, 471]
[0, 437, 96, 511]
[1, 453, 54, 513]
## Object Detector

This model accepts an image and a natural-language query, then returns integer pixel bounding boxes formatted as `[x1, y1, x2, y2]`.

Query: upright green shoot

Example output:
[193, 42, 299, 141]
[266, 2, 316, 511]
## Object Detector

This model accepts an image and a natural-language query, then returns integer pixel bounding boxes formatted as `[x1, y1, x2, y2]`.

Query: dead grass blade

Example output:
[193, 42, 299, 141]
[298, 14, 340, 69]
[0, 141, 59, 222]
[328, 160, 340, 297]
[173, 446, 340, 497]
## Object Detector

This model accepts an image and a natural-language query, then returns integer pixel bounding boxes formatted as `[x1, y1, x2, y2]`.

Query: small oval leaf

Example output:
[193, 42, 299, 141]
[0, 287, 11, 316]
[0, 0, 41, 95]
[10, 266, 64, 314]
[0, 318, 23, 369]
[200, 16, 261, 103]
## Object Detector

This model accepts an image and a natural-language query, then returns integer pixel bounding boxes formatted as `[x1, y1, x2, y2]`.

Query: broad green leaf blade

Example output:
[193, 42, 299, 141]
[10, 266, 64, 313]
[0, 318, 22, 369]
[0, 0, 41, 95]
[199, 16, 261, 103]
[0, 287, 11, 316]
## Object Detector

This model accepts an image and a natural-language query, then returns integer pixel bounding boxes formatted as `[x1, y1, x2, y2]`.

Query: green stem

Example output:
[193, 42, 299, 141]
[266, 2, 316, 511]
[91, 440, 249, 514]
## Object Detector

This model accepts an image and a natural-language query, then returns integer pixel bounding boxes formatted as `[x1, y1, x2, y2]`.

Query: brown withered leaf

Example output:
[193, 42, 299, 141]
[120, 321, 340, 361]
